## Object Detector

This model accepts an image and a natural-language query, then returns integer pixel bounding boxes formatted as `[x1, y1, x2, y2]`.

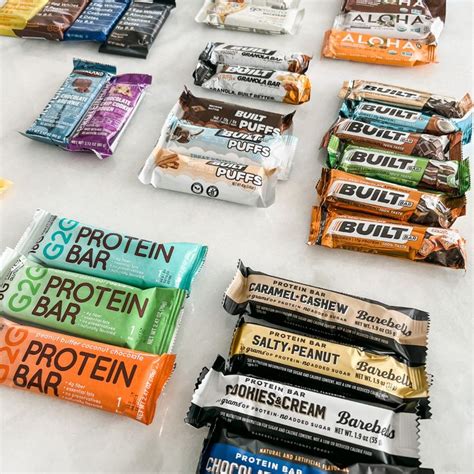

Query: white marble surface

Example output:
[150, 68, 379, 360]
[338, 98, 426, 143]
[0, 1, 473, 472]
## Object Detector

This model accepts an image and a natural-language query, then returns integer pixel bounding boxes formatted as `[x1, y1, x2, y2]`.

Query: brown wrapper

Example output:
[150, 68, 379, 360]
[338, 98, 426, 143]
[317, 168, 466, 228]
[325, 118, 462, 161]
[178, 87, 295, 135]
[339, 80, 473, 119]
[14, 0, 90, 40]
[308, 206, 466, 269]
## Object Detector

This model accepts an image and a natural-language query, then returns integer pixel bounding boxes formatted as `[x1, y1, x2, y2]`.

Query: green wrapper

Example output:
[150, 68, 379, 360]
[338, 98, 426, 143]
[327, 135, 470, 195]
[0, 248, 185, 354]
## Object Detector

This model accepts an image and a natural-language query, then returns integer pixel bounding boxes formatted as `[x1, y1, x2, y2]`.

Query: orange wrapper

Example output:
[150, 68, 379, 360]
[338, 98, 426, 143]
[308, 206, 466, 269]
[322, 30, 437, 67]
[0, 317, 175, 424]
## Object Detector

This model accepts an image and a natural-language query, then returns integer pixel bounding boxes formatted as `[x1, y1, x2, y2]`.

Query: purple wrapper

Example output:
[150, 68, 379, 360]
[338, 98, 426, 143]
[68, 73, 152, 158]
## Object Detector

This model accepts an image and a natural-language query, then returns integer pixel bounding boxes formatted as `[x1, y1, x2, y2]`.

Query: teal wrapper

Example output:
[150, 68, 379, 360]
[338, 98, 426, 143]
[15, 209, 207, 294]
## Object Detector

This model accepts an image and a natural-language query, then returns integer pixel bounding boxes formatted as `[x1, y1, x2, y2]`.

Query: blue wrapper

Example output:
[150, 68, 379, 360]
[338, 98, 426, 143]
[64, 0, 131, 42]
[163, 116, 298, 180]
[341, 100, 472, 144]
[24, 59, 116, 147]
[15, 209, 207, 294]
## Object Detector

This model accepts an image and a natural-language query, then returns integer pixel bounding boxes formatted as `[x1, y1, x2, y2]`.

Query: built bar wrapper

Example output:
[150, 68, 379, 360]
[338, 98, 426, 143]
[186, 356, 422, 467]
[99, 0, 175, 59]
[327, 136, 471, 196]
[317, 168, 466, 228]
[0, 317, 175, 424]
[24, 59, 116, 147]
[308, 206, 466, 269]
[13, 0, 90, 40]
[322, 31, 437, 67]
[0, 0, 49, 36]
[197, 420, 434, 473]
[139, 148, 277, 208]
[339, 80, 473, 120]
[340, 100, 472, 144]
[324, 118, 462, 162]
[223, 261, 429, 365]
[194, 64, 311, 105]
[0, 248, 186, 354]
[229, 317, 430, 416]
[68, 74, 152, 158]
[195, 0, 305, 35]
[199, 41, 312, 74]
[162, 116, 298, 180]
[64, 0, 131, 42]
[15, 209, 207, 293]
[174, 88, 295, 135]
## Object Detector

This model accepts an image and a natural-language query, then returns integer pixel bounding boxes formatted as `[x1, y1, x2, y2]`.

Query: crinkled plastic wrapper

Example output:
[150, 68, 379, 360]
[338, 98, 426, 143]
[68, 74, 152, 158]
[195, 0, 305, 35]
[0, 248, 186, 354]
[308, 206, 466, 269]
[317, 168, 466, 228]
[0, 317, 175, 424]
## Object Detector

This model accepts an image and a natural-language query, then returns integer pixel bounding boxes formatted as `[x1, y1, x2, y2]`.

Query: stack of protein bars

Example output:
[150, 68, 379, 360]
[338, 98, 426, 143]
[0, 209, 207, 425]
[322, 0, 446, 67]
[0, 0, 175, 58]
[309, 80, 471, 269]
[186, 261, 434, 473]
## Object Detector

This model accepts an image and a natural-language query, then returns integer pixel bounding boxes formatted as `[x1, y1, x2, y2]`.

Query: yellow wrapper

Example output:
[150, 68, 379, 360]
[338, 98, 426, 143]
[0, 178, 13, 195]
[0, 0, 49, 36]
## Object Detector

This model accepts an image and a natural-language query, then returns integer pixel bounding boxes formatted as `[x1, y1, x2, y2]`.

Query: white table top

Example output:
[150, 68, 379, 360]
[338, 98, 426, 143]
[0, 1, 472, 472]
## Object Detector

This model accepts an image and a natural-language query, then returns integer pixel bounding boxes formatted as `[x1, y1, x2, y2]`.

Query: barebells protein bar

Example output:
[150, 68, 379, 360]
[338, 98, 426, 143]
[15, 209, 207, 293]
[194, 64, 311, 105]
[223, 261, 430, 365]
[99, 0, 175, 59]
[68, 74, 152, 158]
[64, 0, 131, 42]
[339, 80, 472, 120]
[327, 136, 471, 195]
[324, 118, 462, 161]
[339, 100, 472, 143]
[195, 0, 305, 35]
[317, 168, 466, 228]
[0, 317, 175, 424]
[197, 421, 435, 474]
[199, 41, 312, 74]
[175, 88, 295, 135]
[308, 206, 466, 269]
[24, 59, 116, 147]
[13, 0, 90, 40]
[0, 249, 185, 354]
[163, 116, 297, 179]
[186, 356, 422, 467]
[229, 317, 430, 415]
[139, 149, 277, 208]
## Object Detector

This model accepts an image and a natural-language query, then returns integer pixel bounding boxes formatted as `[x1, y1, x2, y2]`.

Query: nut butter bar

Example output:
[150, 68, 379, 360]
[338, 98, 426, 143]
[317, 168, 466, 228]
[229, 317, 430, 415]
[223, 260, 430, 365]
[187, 356, 422, 467]
[0, 248, 185, 354]
[0, 317, 174, 424]
[326, 136, 471, 195]
[308, 206, 466, 269]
